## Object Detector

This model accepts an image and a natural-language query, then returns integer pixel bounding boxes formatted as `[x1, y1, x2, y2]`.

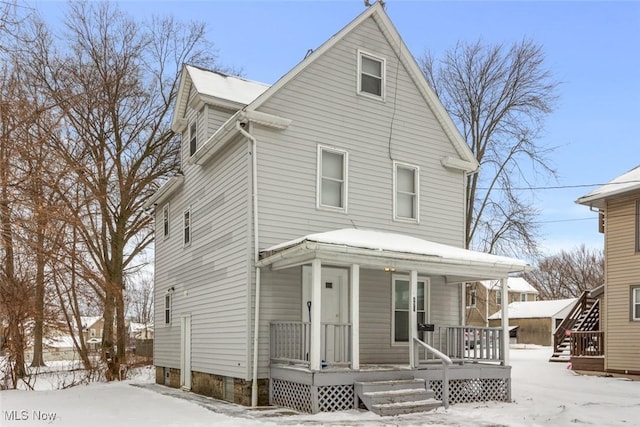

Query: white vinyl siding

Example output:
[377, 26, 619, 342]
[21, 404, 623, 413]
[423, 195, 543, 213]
[358, 50, 385, 99]
[162, 204, 170, 239]
[317, 146, 348, 211]
[632, 287, 640, 321]
[393, 162, 419, 222]
[392, 276, 426, 344]
[189, 121, 197, 156]
[183, 208, 191, 246]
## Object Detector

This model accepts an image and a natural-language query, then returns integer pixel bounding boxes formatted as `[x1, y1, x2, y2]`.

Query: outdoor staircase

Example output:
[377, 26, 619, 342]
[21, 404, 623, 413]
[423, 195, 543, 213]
[550, 291, 600, 362]
[354, 379, 442, 416]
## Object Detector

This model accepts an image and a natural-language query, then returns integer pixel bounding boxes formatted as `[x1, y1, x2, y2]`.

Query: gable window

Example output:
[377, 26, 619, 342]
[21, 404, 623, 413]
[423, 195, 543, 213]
[189, 121, 197, 156]
[394, 162, 419, 222]
[358, 51, 385, 99]
[183, 208, 191, 246]
[632, 286, 640, 321]
[162, 204, 170, 239]
[392, 277, 427, 343]
[520, 293, 527, 302]
[317, 146, 348, 211]
[164, 293, 172, 325]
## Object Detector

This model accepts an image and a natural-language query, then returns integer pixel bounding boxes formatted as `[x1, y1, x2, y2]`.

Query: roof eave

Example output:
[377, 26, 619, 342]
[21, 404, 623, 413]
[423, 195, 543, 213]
[143, 174, 185, 210]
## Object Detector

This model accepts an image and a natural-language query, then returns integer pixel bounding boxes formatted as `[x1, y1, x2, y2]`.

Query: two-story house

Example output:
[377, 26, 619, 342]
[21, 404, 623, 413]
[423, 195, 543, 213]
[145, 3, 529, 414]
[576, 164, 640, 375]
[466, 278, 539, 327]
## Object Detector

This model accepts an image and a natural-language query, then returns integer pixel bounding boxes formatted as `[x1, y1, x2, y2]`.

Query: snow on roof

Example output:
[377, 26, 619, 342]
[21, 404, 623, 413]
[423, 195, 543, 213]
[264, 228, 529, 269]
[489, 298, 577, 320]
[186, 65, 270, 105]
[80, 316, 101, 330]
[44, 335, 76, 349]
[480, 277, 539, 294]
[577, 164, 640, 207]
[129, 322, 153, 332]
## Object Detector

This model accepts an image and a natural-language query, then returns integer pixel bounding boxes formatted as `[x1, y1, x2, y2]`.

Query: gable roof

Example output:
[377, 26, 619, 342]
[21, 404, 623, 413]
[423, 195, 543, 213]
[259, 228, 530, 283]
[489, 298, 576, 320]
[576, 164, 640, 209]
[245, 2, 477, 171]
[479, 277, 539, 294]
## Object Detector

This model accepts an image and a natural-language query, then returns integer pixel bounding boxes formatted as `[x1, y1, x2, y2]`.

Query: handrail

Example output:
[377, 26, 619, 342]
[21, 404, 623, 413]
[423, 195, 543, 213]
[414, 337, 451, 409]
[553, 291, 590, 352]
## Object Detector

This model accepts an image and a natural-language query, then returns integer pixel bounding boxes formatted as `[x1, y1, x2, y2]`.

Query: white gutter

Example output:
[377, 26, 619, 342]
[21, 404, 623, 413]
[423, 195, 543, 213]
[235, 120, 261, 408]
[142, 174, 184, 210]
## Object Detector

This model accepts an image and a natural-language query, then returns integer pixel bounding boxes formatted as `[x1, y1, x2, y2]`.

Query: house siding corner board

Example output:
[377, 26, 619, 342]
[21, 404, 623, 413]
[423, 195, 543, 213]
[605, 196, 640, 372]
[254, 16, 465, 248]
[154, 137, 251, 379]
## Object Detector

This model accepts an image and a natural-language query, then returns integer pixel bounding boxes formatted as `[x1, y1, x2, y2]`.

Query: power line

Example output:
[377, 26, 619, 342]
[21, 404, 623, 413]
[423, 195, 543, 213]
[477, 179, 640, 191]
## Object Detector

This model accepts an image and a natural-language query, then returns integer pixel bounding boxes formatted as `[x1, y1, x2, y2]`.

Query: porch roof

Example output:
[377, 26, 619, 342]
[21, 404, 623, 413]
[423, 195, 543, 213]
[258, 229, 530, 284]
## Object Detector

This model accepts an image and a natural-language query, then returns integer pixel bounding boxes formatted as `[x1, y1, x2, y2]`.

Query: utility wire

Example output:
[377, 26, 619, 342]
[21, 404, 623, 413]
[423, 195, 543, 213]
[477, 179, 640, 191]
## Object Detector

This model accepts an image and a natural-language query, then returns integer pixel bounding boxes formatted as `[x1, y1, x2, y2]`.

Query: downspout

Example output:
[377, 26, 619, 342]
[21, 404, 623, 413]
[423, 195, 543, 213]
[236, 120, 261, 407]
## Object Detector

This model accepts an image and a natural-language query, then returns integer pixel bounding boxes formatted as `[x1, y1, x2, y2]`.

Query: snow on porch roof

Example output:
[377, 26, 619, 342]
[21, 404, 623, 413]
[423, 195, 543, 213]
[259, 229, 530, 280]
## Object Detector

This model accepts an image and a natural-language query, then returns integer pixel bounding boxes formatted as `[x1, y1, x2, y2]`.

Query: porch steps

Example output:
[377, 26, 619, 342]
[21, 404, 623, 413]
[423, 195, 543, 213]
[550, 297, 600, 362]
[354, 379, 442, 416]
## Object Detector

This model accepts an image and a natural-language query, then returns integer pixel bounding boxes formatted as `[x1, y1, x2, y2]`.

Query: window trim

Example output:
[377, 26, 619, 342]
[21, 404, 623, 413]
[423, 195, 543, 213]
[357, 50, 385, 100]
[183, 207, 191, 247]
[164, 293, 172, 325]
[520, 293, 527, 302]
[467, 288, 477, 308]
[496, 289, 502, 306]
[391, 275, 429, 346]
[316, 145, 348, 212]
[631, 286, 640, 321]
[189, 120, 197, 157]
[162, 203, 170, 240]
[393, 161, 420, 223]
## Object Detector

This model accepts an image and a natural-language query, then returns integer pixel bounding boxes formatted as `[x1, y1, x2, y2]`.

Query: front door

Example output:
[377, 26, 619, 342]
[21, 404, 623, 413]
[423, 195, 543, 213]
[302, 266, 349, 363]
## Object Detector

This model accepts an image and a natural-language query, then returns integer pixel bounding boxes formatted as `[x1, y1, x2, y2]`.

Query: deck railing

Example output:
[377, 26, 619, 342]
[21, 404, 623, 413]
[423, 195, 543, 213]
[270, 321, 351, 367]
[414, 337, 452, 408]
[570, 331, 604, 356]
[419, 326, 504, 364]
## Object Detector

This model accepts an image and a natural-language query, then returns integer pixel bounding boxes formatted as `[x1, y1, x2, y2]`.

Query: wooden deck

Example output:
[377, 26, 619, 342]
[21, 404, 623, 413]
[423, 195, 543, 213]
[570, 356, 605, 372]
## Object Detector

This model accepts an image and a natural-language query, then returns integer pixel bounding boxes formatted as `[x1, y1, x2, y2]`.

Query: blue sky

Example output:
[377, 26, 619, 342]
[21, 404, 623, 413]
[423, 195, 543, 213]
[32, 0, 640, 255]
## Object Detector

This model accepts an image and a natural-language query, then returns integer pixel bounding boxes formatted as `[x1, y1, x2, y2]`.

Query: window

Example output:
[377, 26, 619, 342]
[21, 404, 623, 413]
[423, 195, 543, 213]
[90, 329, 96, 338]
[392, 277, 427, 343]
[183, 208, 191, 246]
[496, 289, 502, 305]
[394, 162, 419, 222]
[164, 293, 172, 325]
[317, 146, 347, 210]
[162, 204, 170, 239]
[358, 51, 385, 98]
[520, 293, 527, 302]
[189, 121, 197, 156]
[468, 289, 477, 307]
[632, 286, 640, 321]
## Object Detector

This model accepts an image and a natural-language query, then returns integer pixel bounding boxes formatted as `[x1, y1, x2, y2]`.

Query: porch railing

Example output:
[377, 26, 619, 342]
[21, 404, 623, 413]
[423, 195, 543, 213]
[570, 331, 604, 356]
[419, 326, 504, 364]
[270, 321, 351, 367]
[414, 337, 452, 408]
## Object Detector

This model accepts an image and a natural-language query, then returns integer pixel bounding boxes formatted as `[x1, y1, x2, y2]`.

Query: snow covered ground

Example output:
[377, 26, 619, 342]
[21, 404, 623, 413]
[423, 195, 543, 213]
[1, 346, 638, 426]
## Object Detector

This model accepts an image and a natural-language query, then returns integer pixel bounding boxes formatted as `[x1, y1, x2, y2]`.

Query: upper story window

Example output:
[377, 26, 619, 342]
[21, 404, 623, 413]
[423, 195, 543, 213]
[392, 276, 427, 344]
[162, 204, 170, 239]
[468, 288, 477, 307]
[632, 286, 640, 321]
[358, 50, 385, 99]
[520, 293, 527, 302]
[317, 146, 348, 211]
[183, 208, 191, 246]
[496, 289, 502, 305]
[394, 162, 419, 222]
[189, 121, 197, 156]
[165, 293, 172, 325]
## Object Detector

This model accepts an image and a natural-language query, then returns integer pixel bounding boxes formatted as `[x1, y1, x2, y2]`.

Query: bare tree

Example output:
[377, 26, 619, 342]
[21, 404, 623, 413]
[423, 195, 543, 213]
[524, 245, 604, 299]
[421, 39, 559, 257]
[28, 1, 216, 379]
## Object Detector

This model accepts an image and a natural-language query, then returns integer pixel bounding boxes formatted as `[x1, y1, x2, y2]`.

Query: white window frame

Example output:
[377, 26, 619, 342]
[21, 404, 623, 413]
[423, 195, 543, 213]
[164, 293, 172, 325]
[317, 145, 348, 212]
[391, 275, 429, 345]
[393, 161, 420, 223]
[183, 207, 191, 246]
[357, 50, 385, 100]
[520, 293, 527, 302]
[632, 286, 640, 321]
[162, 203, 170, 239]
[496, 289, 502, 306]
[189, 120, 197, 157]
[468, 289, 477, 308]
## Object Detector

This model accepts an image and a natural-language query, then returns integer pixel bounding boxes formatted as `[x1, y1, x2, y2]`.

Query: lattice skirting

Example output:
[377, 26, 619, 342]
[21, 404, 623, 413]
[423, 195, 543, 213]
[318, 384, 354, 412]
[271, 379, 312, 413]
[430, 378, 510, 404]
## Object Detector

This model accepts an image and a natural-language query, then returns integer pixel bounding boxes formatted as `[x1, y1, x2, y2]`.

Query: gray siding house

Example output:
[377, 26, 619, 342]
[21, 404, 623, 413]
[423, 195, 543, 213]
[146, 3, 529, 414]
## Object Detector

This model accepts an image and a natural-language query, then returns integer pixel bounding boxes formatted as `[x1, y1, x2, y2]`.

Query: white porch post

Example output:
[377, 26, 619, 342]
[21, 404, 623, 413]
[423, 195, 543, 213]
[310, 258, 322, 371]
[501, 277, 510, 366]
[350, 264, 360, 370]
[409, 270, 418, 368]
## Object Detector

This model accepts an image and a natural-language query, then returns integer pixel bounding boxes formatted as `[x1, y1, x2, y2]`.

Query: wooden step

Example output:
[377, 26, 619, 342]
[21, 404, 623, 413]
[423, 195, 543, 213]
[372, 398, 442, 416]
[355, 379, 442, 416]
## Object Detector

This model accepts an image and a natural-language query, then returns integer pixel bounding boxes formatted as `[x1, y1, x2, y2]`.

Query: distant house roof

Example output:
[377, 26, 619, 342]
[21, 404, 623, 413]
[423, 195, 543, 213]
[80, 316, 102, 331]
[489, 298, 577, 320]
[576, 164, 640, 209]
[480, 277, 539, 294]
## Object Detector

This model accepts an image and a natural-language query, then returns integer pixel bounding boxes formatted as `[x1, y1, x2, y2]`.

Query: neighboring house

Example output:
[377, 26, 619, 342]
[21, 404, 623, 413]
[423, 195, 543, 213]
[466, 278, 539, 327]
[488, 298, 576, 346]
[129, 322, 154, 340]
[576, 164, 640, 375]
[145, 3, 529, 414]
[80, 316, 104, 350]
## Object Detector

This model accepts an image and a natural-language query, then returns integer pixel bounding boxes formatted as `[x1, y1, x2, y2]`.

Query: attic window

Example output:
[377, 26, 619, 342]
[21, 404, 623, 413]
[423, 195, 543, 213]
[358, 50, 385, 99]
[189, 121, 197, 156]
